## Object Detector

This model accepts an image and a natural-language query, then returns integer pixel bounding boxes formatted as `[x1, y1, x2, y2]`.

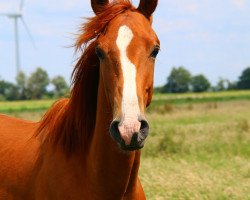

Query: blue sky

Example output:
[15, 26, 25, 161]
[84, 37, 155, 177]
[0, 0, 250, 86]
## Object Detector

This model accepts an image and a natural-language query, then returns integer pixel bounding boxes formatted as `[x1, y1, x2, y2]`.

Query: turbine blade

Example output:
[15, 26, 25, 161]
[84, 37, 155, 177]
[20, 0, 25, 12]
[21, 17, 36, 49]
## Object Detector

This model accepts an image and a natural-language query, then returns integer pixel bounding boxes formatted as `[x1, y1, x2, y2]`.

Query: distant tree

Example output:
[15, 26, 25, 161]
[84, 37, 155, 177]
[0, 80, 19, 100]
[51, 76, 69, 97]
[237, 67, 250, 89]
[16, 71, 27, 100]
[163, 66, 191, 93]
[26, 67, 50, 99]
[191, 74, 211, 92]
[215, 78, 226, 91]
[225, 79, 237, 90]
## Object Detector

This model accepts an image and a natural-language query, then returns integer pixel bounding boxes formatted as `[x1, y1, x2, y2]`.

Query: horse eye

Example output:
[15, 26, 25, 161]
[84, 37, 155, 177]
[150, 45, 160, 59]
[95, 46, 105, 60]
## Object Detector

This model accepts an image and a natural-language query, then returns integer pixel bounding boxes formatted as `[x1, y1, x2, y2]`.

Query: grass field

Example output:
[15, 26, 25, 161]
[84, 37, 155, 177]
[141, 100, 250, 199]
[1, 91, 250, 199]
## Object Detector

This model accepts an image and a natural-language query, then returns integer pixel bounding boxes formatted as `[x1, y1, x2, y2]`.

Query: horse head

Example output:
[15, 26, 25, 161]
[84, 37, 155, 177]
[91, 0, 160, 151]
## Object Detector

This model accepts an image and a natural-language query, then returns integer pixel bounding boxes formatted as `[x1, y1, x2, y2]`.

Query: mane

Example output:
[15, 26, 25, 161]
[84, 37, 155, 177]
[36, 1, 134, 154]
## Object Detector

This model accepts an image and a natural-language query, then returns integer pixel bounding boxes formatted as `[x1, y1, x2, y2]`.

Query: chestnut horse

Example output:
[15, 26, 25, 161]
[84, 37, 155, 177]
[0, 0, 160, 199]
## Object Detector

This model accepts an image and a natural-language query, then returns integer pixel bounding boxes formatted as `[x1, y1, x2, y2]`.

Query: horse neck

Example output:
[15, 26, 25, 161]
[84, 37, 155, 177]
[86, 75, 142, 198]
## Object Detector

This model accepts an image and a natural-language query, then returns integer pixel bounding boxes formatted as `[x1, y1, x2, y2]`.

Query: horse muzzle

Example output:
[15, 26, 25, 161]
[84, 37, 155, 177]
[109, 119, 149, 151]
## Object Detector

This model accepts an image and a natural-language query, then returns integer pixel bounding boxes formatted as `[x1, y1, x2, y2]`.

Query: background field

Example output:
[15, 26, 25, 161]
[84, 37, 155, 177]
[1, 91, 250, 200]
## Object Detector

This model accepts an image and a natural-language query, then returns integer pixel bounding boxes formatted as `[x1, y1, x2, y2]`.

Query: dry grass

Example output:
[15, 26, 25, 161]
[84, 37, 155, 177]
[140, 157, 250, 200]
[140, 100, 250, 199]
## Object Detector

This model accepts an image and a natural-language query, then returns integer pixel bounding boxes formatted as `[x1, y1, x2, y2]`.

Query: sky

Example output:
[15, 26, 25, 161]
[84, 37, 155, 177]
[0, 0, 250, 86]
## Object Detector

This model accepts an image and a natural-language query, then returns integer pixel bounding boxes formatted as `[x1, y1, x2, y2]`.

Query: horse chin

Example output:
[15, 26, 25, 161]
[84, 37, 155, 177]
[111, 133, 145, 152]
[119, 143, 144, 151]
[118, 132, 146, 151]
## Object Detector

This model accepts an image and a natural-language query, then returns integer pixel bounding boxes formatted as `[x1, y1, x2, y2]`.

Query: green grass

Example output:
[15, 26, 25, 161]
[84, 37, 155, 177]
[150, 90, 250, 111]
[0, 99, 54, 113]
[154, 90, 250, 101]
[1, 91, 250, 199]
[1, 90, 250, 113]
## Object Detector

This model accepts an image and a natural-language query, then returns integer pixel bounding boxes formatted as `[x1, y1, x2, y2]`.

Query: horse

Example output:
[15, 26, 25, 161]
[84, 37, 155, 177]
[0, 0, 160, 199]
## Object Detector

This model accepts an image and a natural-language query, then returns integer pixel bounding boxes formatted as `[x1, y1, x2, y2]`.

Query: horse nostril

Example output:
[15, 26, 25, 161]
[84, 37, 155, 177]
[139, 120, 149, 136]
[131, 133, 138, 146]
[109, 121, 123, 143]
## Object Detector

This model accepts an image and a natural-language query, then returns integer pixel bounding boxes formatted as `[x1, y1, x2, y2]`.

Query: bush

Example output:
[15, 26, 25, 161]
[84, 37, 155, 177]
[0, 80, 19, 100]
[191, 74, 211, 92]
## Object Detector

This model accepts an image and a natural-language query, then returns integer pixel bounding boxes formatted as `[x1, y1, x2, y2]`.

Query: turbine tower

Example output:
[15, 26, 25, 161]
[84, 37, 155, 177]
[0, 0, 35, 74]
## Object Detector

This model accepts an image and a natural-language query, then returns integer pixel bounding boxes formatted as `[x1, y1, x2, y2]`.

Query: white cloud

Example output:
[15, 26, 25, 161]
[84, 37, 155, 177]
[0, 1, 19, 12]
[183, 32, 216, 43]
[183, 3, 199, 14]
[159, 0, 200, 15]
[231, 0, 246, 10]
[0, 0, 91, 14]
[28, 0, 89, 12]
[154, 18, 195, 34]
[32, 23, 61, 37]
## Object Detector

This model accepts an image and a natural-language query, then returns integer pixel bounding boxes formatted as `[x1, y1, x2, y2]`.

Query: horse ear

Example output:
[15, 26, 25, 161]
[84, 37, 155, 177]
[137, 0, 158, 20]
[91, 0, 109, 15]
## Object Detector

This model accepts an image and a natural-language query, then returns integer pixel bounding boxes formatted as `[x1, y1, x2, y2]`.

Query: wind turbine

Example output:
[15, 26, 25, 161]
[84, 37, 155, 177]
[0, 0, 35, 75]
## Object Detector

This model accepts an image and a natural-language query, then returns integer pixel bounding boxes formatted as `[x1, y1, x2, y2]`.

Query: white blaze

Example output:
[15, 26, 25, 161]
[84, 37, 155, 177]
[116, 25, 141, 145]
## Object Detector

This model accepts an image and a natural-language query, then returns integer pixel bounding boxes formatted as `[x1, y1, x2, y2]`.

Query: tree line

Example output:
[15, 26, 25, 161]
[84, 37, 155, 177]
[0, 67, 69, 101]
[156, 66, 250, 93]
[1, 66, 250, 100]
